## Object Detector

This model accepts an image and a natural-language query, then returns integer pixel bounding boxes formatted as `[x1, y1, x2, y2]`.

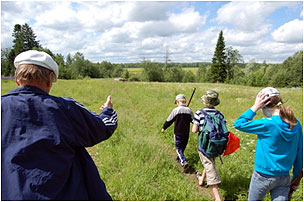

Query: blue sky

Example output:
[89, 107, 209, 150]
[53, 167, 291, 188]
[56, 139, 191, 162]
[268, 5, 301, 27]
[1, 1, 303, 63]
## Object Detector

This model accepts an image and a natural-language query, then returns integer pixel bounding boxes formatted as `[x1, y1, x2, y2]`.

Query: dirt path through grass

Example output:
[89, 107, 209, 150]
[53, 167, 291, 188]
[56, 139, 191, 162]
[118, 84, 214, 200]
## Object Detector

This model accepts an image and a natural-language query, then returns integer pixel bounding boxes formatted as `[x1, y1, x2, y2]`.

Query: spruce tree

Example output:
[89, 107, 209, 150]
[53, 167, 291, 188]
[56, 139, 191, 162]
[12, 24, 24, 55]
[22, 23, 41, 51]
[210, 30, 227, 83]
[2, 23, 41, 76]
[12, 23, 41, 55]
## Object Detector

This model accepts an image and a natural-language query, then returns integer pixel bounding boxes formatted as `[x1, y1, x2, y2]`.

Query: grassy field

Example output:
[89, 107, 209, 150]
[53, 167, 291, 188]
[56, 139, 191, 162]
[127, 67, 198, 75]
[1, 79, 303, 201]
[127, 68, 143, 75]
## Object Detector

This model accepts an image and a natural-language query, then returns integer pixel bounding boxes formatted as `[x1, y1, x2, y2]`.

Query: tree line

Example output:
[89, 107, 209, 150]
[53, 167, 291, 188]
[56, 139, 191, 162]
[1, 24, 302, 88]
[123, 62, 211, 69]
[133, 50, 302, 88]
[136, 31, 302, 88]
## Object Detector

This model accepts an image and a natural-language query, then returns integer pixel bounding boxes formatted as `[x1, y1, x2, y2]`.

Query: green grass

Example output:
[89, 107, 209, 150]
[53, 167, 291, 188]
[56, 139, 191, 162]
[127, 67, 198, 75]
[127, 68, 143, 75]
[1, 79, 303, 201]
[183, 67, 198, 74]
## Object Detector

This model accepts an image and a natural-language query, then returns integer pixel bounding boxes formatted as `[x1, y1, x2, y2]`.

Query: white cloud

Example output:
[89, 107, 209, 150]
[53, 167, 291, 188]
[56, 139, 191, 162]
[215, 1, 294, 32]
[224, 28, 269, 46]
[101, 28, 133, 44]
[141, 38, 163, 50]
[1, 1, 302, 64]
[76, 2, 125, 32]
[126, 8, 206, 39]
[169, 8, 206, 32]
[138, 21, 176, 37]
[272, 19, 303, 44]
[235, 40, 303, 63]
[1, 1, 48, 48]
[126, 2, 173, 22]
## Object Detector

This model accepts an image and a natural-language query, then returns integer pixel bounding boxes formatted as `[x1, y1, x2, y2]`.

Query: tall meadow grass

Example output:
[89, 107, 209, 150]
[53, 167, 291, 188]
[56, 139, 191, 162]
[1, 79, 302, 201]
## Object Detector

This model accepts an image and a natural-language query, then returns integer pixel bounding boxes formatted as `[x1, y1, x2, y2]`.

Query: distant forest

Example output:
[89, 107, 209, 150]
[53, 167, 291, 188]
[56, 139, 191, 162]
[123, 62, 212, 68]
[2, 23, 303, 88]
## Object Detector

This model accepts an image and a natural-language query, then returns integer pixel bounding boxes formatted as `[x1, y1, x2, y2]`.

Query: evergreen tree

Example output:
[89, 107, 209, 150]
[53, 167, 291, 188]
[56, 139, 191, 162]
[12, 24, 24, 55]
[210, 30, 227, 83]
[66, 53, 73, 67]
[12, 23, 40, 55]
[1, 23, 41, 76]
[22, 23, 41, 50]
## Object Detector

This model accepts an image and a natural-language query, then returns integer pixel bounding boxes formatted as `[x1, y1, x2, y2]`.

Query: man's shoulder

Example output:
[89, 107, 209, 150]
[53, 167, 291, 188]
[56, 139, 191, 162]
[58, 97, 87, 109]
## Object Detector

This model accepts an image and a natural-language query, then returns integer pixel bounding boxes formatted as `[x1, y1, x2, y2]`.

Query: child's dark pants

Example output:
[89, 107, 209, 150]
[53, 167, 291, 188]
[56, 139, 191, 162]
[174, 134, 189, 166]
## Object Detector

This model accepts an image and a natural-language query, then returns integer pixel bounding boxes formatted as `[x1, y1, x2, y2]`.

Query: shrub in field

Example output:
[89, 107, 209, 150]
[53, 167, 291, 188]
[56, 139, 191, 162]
[163, 66, 184, 82]
[141, 61, 164, 82]
[128, 74, 140, 82]
[182, 71, 195, 83]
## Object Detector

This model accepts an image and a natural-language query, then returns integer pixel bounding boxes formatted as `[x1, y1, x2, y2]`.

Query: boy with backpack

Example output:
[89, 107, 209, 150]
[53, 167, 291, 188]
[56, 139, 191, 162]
[161, 94, 194, 171]
[192, 90, 229, 201]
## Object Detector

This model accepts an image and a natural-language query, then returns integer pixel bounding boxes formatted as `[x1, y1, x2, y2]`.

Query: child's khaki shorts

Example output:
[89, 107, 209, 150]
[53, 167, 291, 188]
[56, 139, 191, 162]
[198, 151, 221, 185]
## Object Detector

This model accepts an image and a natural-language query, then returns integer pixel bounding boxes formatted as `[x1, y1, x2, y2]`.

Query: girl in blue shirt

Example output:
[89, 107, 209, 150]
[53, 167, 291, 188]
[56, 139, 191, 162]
[234, 87, 302, 201]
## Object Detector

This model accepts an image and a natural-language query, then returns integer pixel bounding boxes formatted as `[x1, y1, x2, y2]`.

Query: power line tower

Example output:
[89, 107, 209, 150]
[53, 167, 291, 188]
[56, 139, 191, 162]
[164, 46, 171, 71]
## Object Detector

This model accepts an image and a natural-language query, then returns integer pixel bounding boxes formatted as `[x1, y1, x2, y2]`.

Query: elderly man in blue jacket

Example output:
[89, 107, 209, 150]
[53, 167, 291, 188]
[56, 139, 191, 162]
[1, 50, 118, 200]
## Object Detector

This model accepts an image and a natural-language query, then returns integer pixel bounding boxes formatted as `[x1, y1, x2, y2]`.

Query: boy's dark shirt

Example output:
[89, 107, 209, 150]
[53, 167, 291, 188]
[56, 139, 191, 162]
[163, 104, 193, 135]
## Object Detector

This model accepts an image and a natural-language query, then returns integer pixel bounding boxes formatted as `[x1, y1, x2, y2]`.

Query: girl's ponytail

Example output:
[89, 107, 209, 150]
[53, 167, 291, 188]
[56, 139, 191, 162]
[278, 105, 297, 129]
[266, 96, 297, 129]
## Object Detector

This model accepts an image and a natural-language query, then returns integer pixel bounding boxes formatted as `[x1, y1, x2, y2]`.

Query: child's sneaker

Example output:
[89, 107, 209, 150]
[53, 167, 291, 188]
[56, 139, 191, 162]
[176, 156, 181, 164]
[182, 162, 189, 172]
[195, 172, 208, 187]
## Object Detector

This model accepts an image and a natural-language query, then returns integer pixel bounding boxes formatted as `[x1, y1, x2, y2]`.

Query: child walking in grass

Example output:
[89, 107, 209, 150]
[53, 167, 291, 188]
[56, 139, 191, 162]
[161, 94, 193, 171]
[192, 90, 226, 201]
[233, 87, 303, 201]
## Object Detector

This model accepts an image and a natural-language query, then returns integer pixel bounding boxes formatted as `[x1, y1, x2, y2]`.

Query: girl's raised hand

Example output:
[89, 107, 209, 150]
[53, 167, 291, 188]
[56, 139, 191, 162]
[251, 93, 271, 112]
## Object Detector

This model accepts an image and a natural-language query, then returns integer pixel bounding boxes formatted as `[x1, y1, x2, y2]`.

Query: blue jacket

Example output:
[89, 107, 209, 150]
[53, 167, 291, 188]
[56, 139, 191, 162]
[1, 85, 118, 200]
[234, 109, 303, 179]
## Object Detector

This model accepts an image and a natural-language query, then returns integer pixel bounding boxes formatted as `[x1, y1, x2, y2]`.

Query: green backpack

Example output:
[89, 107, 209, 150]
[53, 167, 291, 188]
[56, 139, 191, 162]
[198, 110, 229, 162]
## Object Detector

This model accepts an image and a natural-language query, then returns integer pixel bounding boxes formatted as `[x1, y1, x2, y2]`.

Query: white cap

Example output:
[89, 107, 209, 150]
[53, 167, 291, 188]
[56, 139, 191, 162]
[14, 50, 59, 79]
[176, 94, 186, 100]
[175, 94, 186, 104]
[258, 87, 280, 97]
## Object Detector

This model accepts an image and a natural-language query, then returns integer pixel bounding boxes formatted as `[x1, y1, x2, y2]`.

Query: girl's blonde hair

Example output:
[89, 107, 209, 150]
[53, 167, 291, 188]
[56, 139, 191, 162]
[266, 96, 297, 129]
[15, 64, 56, 85]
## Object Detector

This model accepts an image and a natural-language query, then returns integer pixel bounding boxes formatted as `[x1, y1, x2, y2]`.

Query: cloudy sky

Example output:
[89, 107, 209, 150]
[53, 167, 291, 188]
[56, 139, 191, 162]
[1, 1, 303, 64]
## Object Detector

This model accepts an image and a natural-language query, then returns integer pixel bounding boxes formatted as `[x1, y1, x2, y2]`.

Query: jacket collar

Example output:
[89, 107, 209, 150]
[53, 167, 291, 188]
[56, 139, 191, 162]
[5, 85, 49, 96]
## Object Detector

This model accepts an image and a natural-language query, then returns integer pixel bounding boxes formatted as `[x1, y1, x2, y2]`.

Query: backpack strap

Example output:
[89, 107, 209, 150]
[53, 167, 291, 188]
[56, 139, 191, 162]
[201, 109, 220, 118]
[198, 109, 208, 155]
[201, 109, 218, 136]
[200, 109, 207, 116]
